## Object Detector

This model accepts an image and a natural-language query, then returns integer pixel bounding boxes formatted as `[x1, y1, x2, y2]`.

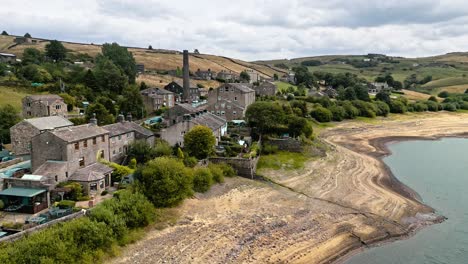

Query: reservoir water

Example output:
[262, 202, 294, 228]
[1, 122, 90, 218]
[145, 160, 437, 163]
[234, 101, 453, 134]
[346, 138, 468, 264]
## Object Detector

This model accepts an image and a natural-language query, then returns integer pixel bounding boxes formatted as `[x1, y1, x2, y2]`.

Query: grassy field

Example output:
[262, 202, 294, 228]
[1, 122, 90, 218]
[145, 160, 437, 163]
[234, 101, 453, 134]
[257, 151, 310, 170]
[0, 86, 31, 111]
[275, 81, 298, 92]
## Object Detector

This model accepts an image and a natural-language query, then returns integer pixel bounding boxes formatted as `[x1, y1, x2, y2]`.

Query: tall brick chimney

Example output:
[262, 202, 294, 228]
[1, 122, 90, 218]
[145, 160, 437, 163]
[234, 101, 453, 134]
[182, 50, 190, 101]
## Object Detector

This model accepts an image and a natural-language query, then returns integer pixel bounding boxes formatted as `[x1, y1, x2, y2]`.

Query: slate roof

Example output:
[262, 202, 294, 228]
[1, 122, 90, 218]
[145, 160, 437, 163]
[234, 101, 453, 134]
[103, 121, 154, 138]
[27, 94, 64, 104]
[0, 187, 46, 197]
[33, 161, 67, 177]
[70, 163, 113, 182]
[141, 87, 174, 96]
[24, 116, 73, 131]
[190, 113, 227, 131]
[51, 124, 108, 142]
[226, 83, 255, 93]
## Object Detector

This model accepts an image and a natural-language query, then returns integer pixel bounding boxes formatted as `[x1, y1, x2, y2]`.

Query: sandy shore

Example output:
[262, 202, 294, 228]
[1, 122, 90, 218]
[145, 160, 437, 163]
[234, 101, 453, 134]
[110, 112, 468, 264]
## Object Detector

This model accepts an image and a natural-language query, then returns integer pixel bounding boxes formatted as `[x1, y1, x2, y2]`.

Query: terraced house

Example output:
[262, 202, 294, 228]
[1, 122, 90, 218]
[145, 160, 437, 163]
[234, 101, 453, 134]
[207, 83, 256, 121]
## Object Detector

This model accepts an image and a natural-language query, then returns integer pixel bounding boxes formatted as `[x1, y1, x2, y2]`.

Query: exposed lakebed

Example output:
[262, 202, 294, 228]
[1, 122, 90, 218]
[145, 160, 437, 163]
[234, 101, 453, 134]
[346, 138, 468, 264]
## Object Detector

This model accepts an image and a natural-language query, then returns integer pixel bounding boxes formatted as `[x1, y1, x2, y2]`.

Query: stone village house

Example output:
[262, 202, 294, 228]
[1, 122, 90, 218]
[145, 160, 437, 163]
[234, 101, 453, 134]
[206, 83, 256, 121]
[22, 94, 68, 118]
[10, 116, 73, 157]
[254, 81, 277, 96]
[164, 80, 202, 102]
[141, 87, 176, 114]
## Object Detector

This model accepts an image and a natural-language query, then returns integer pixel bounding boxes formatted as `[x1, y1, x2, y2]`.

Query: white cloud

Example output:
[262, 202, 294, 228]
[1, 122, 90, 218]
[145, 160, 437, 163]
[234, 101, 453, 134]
[1, 0, 468, 60]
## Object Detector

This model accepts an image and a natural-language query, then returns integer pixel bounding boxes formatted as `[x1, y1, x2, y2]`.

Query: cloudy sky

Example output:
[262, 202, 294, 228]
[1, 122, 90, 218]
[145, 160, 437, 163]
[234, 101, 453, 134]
[1, 0, 468, 61]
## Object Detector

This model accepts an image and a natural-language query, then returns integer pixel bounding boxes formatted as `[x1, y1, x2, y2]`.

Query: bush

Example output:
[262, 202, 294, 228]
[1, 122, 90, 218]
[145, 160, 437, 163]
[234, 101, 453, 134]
[57, 200, 76, 209]
[183, 156, 198, 168]
[217, 163, 236, 177]
[108, 162, 133, 183]
[101, 190, 109, 196]
[438, 91, 450, 98]
[373, 101, 390, 117]
[262, 143, 279, 154]
[442, 103, 457, 111]
[390, 100, 407, 113]
[310, 106, 332, 122]
[329, 105, 347, 121]
[154, 140, 172, 157]
[0, 200, 4, 210]
[340, 101, 359, 119]
[193, 168, 213, 193]
[425, 100, 440, 111]
[139, 157, 193, 207]
[208, 164, 225, 183]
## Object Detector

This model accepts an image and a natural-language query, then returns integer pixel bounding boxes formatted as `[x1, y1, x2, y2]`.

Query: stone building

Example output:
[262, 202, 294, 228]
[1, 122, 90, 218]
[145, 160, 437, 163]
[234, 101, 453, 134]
[195, 69, 216, 80]
[10, 116, 73, 156]
[22, 95, 68, 118]
[368, 82, 392, 94]
[245, 69, 260, 84]
[254, 81, 277, 96]
[141, 87, 176, 114]
[164, 80, 201, 102]
[31, 123, 113, 195]
[0, 52, 16, 64]
[206, 83, 256, 121]
[159, 110, 227, 146]
[103, 115, 155, 163]
[217, 70, 239, 82]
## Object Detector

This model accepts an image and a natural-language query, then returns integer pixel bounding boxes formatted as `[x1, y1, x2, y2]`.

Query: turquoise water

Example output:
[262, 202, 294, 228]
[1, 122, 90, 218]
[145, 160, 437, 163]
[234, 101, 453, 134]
[346, 138, 468, 264]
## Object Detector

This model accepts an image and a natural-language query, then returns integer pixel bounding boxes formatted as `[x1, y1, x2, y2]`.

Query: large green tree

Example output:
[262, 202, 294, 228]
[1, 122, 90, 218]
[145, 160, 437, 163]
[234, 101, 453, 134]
[86, 103, 114, 125]
[138, 157, 193, 207]
[245, 101, 284, 134]
[239, 70, 251, 83]
[93, 55, 128, 94]
[1, 31, 8, 36]
[0, 105, 20, 144]
[183, 125, 216, 159]
[22, 48, 43, 65]
[45, 40, 67, 61]
[118, 85, 146, 119]
[101, 43, 137, 83]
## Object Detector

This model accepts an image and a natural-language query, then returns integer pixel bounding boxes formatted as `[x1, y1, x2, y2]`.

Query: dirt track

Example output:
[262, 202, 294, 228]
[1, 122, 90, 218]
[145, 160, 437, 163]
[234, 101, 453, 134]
[110, 112, 468, 264]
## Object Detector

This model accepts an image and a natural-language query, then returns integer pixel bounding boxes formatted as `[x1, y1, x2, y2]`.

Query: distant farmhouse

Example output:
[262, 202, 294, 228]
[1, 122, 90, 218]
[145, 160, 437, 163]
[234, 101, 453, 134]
[10, 116, 73, 156]
[368, 82, 392, 94]
[159, 104, 227, 146]
[217, 70, 239, 82]
[194, 69, 216, 80]
[164, 80, 201, 102]
[254, 81, 277, 96]
[206, 83, 255, 121]
[22, 95, 68, 118]
[140, 87, 176, 114]
[245, 69, 260, 84]
[0, 52, 16, 64]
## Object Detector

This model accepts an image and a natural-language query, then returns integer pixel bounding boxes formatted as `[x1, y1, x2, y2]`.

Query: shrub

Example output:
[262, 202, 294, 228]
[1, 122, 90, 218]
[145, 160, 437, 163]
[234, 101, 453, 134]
[183, 156, 198, 168]
[425, 100, 440, 111]
[262, 143, 279, 154]
[57, 200, 76, 209]
[101, 190, 109, 196]
[373, 101, 390, 117]
[311, 106, 332, 122]
[0, 200, 4, 210]
[390, 100, 407, 113]
[109, 162, 133, 183]
[217, 163, 236, 177]
[193, 167, 213, 193]
[154, 140, 173, 157]
[208, 164, 225, 183]
[442, 103, 457, 111]
[340, 101, 360, 119]
[139, 157, 193, 207]
[438, 91, 450, 98]
[329, 105, 346, 121]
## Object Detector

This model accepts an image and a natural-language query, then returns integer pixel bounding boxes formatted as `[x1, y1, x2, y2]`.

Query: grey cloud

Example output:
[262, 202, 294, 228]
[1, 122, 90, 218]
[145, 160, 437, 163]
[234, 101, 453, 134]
[96, 0, 174, 19]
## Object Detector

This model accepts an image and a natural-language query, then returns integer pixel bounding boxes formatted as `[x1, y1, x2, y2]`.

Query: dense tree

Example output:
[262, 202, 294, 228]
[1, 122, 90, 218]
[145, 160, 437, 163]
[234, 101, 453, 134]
[138, 157, 193, 207]
[0, 63, 6, 76]
[183, 125, 216, 159]
[59, 93, 76, 111]
[22, 48, 43, 65]
[288, 116, 313, 138]
[82, 69, 98, 90]
[438, 91, 449, 98]
[0, 105, 20, 144]
[428, 96, 438, 102]
[101, 42, 136, 83]
[128, 140, 156, 164]
[140, 81, 148, 90]
[119, 85, 146, 119]
[96, 96, 117, 116]
[375, 91, 391, 105]
[245, 101, 284, 134]
[373, 101, 390, 117]
[20, 64, 52, 83]
[24, 32, 31, 38]
[292, 65, 316, 87]
[329, 105, 347, 121]
[352, 100, 376, 117]
[273, 73, 278, 81]
[192, 167, 214, 193]
[93, 55, 128, 94]
[311, 106, 332, 122]
[148, 45, 153, 50]
[1, 31, 8, 36]
[45, 40, 67, 61]
[240, 70, 250, 83]
[86, 103, 114, 125]
[390, 100, 407, 113]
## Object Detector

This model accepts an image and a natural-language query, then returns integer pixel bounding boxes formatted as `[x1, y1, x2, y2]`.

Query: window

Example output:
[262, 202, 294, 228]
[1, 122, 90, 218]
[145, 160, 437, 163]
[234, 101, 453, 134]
[100, 181, 104, 189]
[83, 140, 87, 148]
[221, 111, 225, 115]
[234, 96, 237, 101]
[55, 175, 58, 182]
[225, 87, 229, 92]
[79, 157, 85, 167]
[74, 142, 79, 150]
[221, 103, 225, 108]
[93, 137, 97, 145]
[113, 150, 116, 156]
[233, 111, 237, 115]
[227, 105, 231, 110]
[27, 102, 31, 107]
[66, 172, 68, 178]
[127, 133, 130, 138]
[27, 111, 31, 116]
[55, 105, 61, 110]
[118, 135, 122, 140]
[101, 135, 105, 142]
[100, 150, 105, 159]
[90, 183, 97, 191]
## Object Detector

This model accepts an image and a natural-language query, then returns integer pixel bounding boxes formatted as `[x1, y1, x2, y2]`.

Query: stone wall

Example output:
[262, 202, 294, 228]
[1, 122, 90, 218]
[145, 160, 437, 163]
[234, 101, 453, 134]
[265, 138, 303, 153]
[0, 210, 85, 243]
[10, 122, 40, 156]
[209, 156, 259, 179]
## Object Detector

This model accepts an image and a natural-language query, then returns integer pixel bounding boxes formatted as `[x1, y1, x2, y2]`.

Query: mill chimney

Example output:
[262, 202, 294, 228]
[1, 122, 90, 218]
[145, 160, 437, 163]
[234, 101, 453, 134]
[182, 50, 190, 101]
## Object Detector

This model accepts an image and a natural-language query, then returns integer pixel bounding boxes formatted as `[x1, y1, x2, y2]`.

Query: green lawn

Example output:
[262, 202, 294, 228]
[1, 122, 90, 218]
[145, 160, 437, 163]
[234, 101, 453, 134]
[0, 86, 31, 111]
[275, 81, 298, 92]
[257, 151, 309, 170]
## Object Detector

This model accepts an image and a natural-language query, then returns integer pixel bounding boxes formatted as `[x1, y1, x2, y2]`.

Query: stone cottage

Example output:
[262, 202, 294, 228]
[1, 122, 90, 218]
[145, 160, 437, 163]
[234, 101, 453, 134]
[206, 83, 256, 121]
[164, 80, 201, 102]
[254, 81, 277, 96]
[31, 122, 113, 195]
[368, 82, 392, 94]
[10, 116, 73, 156]
[141, 87, 176, 114]
[103, 115, 155, 163]
[195, 69, 216, 80]
[22, 94, 68, 118]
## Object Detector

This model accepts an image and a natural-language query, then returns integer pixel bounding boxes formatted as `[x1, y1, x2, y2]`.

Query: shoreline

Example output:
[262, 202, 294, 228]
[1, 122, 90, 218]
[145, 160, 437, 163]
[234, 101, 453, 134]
[331, 133, 466, 264]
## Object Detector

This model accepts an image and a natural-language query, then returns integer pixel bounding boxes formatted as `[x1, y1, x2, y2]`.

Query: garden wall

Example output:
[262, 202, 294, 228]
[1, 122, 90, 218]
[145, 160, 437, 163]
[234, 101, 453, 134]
[265, 138, 303, 153]
[208, 156, 259, 179]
